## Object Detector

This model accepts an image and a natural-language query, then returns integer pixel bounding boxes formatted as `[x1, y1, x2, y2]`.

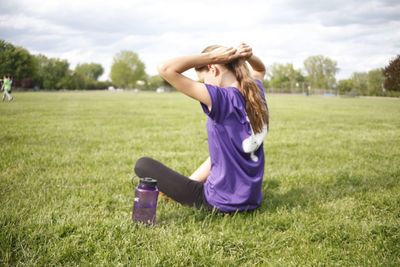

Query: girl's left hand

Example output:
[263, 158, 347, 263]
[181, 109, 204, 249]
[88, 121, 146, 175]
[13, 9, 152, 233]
[236, 43, 253, 59]
[209, 46, 238, 64]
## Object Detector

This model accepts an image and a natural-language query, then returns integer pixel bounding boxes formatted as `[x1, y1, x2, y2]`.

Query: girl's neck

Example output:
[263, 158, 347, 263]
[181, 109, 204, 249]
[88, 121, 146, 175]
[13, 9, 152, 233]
[219, 71, 239, 89]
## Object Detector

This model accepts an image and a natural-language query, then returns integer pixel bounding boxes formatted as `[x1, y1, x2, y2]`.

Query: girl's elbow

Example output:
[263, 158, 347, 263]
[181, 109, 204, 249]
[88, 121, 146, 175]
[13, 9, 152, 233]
[157, 64, 166, 76]
[157, 64, 172, 78]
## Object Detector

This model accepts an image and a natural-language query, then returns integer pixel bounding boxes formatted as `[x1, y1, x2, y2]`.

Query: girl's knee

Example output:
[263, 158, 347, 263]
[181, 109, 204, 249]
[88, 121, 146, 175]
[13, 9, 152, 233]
[134, 157, 154, 177]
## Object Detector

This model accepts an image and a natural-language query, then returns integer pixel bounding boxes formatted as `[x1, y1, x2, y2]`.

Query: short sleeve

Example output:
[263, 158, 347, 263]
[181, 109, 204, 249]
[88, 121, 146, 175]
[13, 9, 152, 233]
[255, 79, 268, 111]
[255, 79, 266, 99]
[200, 84, 233, 123]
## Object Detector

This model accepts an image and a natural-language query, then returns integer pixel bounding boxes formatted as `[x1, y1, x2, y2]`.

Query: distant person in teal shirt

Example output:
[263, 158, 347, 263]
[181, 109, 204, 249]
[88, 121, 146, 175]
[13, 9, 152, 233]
[1, 75, 14, 102]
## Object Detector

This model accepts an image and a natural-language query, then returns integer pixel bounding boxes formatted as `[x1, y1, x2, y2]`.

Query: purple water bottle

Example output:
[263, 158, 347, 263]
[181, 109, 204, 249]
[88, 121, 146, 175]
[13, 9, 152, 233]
[132, 177, 159, 226]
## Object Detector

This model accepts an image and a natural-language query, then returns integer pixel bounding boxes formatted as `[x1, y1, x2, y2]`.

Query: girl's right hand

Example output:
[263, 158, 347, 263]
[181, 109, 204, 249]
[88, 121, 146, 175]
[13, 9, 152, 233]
[209, 46, 238, 64]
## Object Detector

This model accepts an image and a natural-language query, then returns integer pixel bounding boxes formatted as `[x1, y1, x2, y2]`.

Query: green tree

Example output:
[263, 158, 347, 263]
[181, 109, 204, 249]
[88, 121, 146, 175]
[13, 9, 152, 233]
[59, 71, 86, 90]
[337, 79, 353, 94]
[34, 54, 69, 90]
[110, 51, 146, 89]
[367, 68, 384, 95]
[73, 63, 105, 89]
[304, 55, 338, 90]
[0, 39, 36, 81]
[147, 75, 167, 90]
[383, 55, 400, 92]
[75, 63, 104, 81]
[351, 72, 368, 95]
[267, 63, 304, 93]
[346, 69, 384, 96]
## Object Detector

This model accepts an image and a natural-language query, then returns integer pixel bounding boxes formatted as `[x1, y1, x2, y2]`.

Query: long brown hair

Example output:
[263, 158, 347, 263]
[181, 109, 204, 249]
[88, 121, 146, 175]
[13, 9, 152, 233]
[195, 45, 269, 133]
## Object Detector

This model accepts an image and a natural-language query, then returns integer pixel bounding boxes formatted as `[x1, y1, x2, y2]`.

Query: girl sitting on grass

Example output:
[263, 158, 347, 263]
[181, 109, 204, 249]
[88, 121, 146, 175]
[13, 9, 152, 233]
[134, 43, 269, 213]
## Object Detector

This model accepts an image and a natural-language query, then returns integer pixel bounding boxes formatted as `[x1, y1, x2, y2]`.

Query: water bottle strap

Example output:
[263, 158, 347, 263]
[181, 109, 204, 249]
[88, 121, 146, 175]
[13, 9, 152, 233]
[131, 175, 138, 187]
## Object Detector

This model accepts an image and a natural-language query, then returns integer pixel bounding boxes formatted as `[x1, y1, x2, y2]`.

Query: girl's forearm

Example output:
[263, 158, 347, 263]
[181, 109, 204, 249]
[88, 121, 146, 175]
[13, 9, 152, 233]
[247, 54, 266, 72]
[158, 53, 214, 74]
[159, 46, 238, 74]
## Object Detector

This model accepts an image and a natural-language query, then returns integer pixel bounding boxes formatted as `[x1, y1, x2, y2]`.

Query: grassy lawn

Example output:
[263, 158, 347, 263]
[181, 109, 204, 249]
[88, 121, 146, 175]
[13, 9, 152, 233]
[0, 91, 399, 266]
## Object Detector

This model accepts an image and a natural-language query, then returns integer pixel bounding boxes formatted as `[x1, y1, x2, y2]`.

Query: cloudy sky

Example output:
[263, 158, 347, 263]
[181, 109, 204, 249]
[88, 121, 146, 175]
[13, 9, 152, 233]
[0, 0, 399, 80]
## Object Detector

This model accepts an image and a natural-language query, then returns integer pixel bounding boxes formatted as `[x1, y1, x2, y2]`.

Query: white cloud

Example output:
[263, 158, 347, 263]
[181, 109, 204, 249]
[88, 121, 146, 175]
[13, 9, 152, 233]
[0, 0, 399, 80]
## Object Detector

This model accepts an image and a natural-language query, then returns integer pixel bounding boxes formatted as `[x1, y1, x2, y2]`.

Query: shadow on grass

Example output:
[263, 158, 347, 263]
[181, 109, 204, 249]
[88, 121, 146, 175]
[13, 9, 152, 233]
[155, 168, 399, 225]
[260, 169, 399, 213]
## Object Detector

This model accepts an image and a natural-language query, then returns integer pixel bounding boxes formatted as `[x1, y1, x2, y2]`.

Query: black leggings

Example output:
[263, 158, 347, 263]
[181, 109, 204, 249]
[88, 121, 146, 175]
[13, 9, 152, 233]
[134, 157, 213, 210]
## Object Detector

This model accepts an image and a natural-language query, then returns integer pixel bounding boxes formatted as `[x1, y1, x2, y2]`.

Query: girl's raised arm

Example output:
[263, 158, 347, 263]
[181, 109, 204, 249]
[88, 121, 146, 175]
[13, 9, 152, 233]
[236, 43, 266, 81]
[157, 47, 238, 107]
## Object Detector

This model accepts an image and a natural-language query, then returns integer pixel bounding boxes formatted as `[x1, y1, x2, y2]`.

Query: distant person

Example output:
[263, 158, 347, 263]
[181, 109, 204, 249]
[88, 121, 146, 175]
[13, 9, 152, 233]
[134, 43, 269, 213]
[2, 75, 14, 102]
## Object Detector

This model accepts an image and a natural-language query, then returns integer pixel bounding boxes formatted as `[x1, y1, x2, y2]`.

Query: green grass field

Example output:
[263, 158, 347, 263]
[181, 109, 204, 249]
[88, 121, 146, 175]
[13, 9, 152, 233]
[0, 91, 399, 266]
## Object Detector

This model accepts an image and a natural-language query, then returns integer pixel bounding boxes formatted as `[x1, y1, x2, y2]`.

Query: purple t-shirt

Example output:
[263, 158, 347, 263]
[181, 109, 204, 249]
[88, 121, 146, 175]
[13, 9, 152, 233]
[200, 80, 268, 212]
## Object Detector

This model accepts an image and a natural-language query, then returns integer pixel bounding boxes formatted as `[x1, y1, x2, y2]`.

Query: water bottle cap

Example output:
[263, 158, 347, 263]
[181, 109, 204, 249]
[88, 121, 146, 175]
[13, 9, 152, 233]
[140, 177, 157, 186]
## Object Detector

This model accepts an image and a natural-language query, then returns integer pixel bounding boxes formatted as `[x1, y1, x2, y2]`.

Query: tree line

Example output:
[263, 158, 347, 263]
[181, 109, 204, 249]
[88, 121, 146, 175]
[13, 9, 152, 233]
[0, 40, 169, 91]
[1, 39, 399, 96]
[0, 40, 113, 90]
[266, 55, 400, 97]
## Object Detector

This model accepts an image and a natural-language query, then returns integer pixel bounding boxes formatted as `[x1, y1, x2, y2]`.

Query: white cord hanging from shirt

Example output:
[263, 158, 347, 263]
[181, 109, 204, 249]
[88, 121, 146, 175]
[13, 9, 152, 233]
[241, 116, 268, 162]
